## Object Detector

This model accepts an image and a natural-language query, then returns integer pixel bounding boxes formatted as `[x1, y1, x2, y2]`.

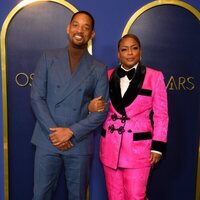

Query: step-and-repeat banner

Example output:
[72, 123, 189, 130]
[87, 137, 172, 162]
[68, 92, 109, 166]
[1, 0, 200, 200]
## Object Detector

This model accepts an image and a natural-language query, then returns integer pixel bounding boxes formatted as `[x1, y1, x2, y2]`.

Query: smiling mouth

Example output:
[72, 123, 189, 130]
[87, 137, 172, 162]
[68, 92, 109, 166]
[74, 34, 83, 41]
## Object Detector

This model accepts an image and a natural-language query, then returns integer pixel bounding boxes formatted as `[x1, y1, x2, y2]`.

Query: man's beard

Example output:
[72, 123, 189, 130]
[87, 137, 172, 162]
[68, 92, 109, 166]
[72, 43, 87, 49]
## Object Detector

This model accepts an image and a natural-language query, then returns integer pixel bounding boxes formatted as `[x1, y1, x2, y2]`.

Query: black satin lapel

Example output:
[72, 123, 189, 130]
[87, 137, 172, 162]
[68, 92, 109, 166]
[109, 67, 126, 115]
[123, 63, 146, 107]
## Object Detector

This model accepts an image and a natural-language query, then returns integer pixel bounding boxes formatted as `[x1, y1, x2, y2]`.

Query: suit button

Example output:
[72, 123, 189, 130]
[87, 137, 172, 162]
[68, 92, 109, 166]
[73, 108, 77, 111]
[128, 129, 132, 133]
[57, 85, 60, 88]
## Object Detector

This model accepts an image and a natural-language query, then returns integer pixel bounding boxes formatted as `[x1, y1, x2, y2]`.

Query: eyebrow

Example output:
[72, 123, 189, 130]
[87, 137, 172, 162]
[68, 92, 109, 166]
[71, 20, 91, 27]
[120, 44, 139, 48]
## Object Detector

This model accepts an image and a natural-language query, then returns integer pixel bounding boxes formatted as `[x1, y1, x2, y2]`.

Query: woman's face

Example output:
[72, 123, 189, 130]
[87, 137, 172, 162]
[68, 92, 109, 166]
[118, 37, 142, 70]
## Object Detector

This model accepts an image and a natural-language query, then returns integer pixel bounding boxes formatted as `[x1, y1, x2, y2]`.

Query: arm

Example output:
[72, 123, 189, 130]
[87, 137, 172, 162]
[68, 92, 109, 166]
[31, 52, 57, 135]
[70, 66, 109, 143]
[151, 72, 169, 164]
[88, 96, 107, 112]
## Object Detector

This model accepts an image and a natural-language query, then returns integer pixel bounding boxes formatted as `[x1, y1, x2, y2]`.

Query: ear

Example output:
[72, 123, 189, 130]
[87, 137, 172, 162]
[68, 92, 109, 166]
[66, 25, 70, 35]
[140, 50, 142, 61]
[117, 51, 120, 60]
[90, 31, 95, 40]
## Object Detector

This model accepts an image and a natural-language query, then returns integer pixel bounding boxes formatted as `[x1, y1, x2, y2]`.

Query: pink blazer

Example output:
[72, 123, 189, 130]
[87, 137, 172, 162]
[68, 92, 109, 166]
[100, 64, 169, 169]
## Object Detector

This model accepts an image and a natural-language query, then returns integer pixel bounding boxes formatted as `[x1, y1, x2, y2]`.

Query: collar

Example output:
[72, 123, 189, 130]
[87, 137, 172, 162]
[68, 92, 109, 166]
[121, 63, 139, 72]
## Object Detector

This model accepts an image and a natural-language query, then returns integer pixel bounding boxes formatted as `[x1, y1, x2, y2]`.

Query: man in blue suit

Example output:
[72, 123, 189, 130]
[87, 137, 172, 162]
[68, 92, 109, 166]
[31, 11, 109, 200]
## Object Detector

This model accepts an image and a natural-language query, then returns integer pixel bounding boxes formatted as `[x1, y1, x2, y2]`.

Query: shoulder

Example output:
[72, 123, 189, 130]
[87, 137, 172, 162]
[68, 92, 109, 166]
[145, 66, 164, 78]
[87, 53, 107, 72]
[107, 67, 116, 78]
[108, 67, 115, 74]
[93, 58, 106, 68]
[43, 48, 67, 59]
[88, 53, 105, 66]
[144, 67, 166, 88]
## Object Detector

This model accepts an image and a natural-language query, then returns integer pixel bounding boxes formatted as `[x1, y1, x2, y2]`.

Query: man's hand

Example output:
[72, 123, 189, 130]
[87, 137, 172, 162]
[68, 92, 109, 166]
[49, 127, 73, 147]
[56, 140, 73, 151]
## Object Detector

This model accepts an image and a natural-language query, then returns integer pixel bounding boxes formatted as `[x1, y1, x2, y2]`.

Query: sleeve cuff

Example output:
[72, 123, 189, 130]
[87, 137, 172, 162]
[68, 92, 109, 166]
[151, 140, 166, 154]
[151, 150, 162, 155]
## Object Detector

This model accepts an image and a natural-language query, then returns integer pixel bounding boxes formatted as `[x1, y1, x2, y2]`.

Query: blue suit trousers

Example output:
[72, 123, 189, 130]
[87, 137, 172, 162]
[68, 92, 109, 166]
[33, 146, 92, 200]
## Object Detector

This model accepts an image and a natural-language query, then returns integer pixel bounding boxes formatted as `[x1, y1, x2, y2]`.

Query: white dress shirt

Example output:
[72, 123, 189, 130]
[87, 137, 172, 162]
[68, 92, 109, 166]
[120, 63, 138, 97]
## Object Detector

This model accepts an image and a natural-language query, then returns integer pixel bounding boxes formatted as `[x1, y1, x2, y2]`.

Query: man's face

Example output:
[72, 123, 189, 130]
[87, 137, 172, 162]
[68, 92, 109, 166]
[67, 13, 95, 48]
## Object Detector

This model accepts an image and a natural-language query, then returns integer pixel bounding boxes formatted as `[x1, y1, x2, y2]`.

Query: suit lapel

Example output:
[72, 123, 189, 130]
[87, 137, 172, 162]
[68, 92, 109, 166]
[109, 67, 125, 115]
[109, 63, 146, 115]
[123, 63, 146, 107]
[56, 51, 95, 103]
[53, 48, 71, 86]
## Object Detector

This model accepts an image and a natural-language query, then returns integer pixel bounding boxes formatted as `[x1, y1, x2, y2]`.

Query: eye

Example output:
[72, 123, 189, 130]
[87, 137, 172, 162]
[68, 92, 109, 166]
[72, 22, 78, 28]
[132, 46, 139, 50]
[120, 48, 127, 52]
[83, 26, 90, 31]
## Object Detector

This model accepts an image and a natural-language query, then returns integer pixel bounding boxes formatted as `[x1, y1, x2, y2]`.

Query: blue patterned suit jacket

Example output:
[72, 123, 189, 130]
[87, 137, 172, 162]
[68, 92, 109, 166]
[31, 48, 109, 155]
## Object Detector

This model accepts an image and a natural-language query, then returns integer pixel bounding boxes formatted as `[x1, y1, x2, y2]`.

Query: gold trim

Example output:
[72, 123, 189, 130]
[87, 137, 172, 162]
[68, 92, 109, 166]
[196, 140, 200, 200]
[122, 1, 200, 200]
[122, 0, 200, 36]
[1, 13, 9, 200]
[1, 0, 79, 199]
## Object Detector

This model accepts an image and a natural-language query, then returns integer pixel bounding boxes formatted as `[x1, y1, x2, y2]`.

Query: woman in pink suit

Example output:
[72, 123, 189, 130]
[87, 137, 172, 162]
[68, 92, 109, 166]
[89, 33, 169, 200]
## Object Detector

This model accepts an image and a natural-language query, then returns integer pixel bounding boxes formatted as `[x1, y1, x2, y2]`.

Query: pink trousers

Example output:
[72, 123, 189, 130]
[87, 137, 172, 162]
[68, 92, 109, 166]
[103, 165, 151, 200]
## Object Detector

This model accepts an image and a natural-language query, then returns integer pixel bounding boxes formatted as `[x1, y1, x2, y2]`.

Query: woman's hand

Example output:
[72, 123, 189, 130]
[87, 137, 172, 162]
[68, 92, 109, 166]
[150, 152, 161, 165]
[88, 96, 107, 112]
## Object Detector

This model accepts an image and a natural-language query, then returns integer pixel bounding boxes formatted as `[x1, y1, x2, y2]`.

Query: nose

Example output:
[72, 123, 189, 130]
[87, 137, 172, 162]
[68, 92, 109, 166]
[77, 26, 83, 33]
[127, 47, 133, 54]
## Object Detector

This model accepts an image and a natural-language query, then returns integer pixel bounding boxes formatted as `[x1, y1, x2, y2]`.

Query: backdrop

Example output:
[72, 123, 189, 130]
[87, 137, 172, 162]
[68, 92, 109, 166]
[0, 0, 200, 200]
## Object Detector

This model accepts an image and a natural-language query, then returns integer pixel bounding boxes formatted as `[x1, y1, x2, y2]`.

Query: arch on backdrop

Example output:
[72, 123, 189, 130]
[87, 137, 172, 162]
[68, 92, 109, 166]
[0, 0, 84, 199]
[121, 1, 200, 200]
